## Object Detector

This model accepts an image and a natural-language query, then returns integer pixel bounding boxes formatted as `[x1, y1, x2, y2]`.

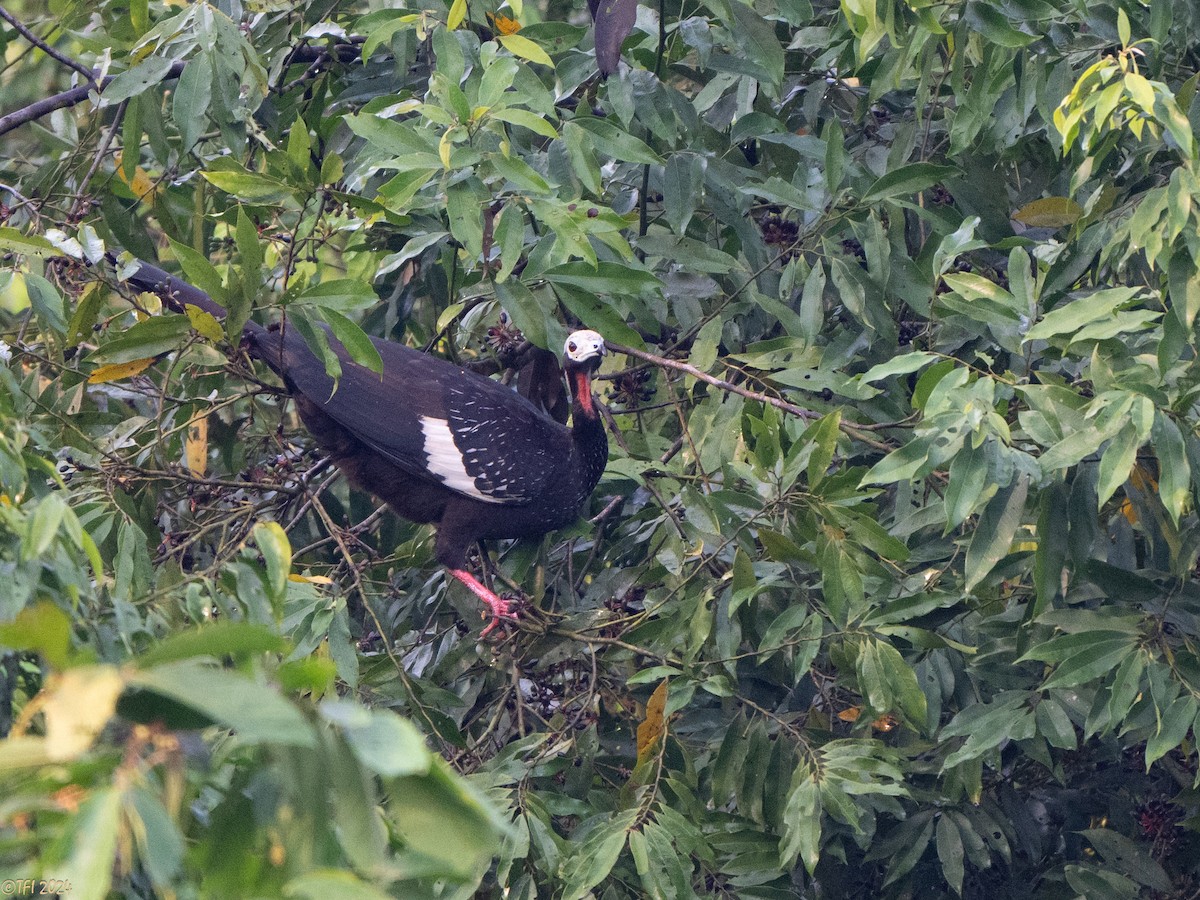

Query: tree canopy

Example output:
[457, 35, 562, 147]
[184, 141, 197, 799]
[1, 0, 1199, 896]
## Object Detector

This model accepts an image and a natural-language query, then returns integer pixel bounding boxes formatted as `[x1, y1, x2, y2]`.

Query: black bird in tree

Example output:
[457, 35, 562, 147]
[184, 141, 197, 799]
[116, 258, 609, 635]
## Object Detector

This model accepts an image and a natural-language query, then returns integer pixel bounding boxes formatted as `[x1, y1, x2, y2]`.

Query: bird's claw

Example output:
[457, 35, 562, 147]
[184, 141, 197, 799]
[480, 593, 524, 638]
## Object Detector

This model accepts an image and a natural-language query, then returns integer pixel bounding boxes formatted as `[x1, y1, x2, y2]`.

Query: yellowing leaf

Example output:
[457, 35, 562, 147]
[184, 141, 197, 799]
[498, 33, 553, 67]
[447, 0, 467, 29]
[42, 666, 126, 761]
[288, 573, 334, 584]
[1013, 197, 1084, 228]
[185, 411, 208, 476]
[185, 304, 223, 343]
[115, 153, 161, 202]
[837, 706, 897, 731]
[635, 680, 669, 763]
[488, 12, 522, 34]
[88, 357, 157, 383]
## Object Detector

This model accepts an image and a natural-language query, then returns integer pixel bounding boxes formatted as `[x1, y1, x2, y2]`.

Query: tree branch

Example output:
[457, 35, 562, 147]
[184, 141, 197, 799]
[0, 4, 95, 80]
[0, 41, 360, 140]
[607, 341, 892, 450]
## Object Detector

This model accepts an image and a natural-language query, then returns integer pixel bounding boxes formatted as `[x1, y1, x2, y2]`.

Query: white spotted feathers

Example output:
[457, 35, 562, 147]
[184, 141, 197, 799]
[407, 331, 604, 505]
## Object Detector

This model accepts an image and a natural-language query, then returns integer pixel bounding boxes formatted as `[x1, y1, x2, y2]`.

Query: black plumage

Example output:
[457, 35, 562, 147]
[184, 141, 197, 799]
[117, 258, 609, 634]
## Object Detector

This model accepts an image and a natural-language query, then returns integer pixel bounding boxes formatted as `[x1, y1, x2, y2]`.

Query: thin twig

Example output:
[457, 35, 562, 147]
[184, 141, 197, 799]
[72, 98, 127, 218]
[607, 341, 892, 450]
[0, 5, 95, 80]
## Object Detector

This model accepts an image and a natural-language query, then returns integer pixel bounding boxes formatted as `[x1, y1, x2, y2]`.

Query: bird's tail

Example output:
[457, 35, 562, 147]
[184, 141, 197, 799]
[110, 253, 270, 343]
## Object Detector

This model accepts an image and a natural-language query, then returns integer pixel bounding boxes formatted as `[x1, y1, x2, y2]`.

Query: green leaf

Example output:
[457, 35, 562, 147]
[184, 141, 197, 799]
[289, 307, 341, 382]
[941, 692, 1036, 769]
[134, 622, 288, 668]
[285, 871, 394, 900]
[883, 813, 936, 885]
[936, 813, 964, 895]
[24, 491, 67, 560]
[1024, 288, 1140, 342]
[1096, 423, 1141, 507]
[664, 152, 705, 235]
[320, 700, 432, 777]
[1064, 864, 1140, 900]
[0, 226, 57, 257]
[1020, 630, 1135, 664]
[173, 51, 212, 152]
[88, 314, 193, 364]
[964, 2, 1037, 47]
[202, 169, 293, 204]
[1034, 697, 1077, 749]
[24, 273, 66, 334]
[875, 640, 928, 731]
[233, 205, 262, 338]
[295, 278, 379, 312]
[1151, 412, 1189, 525]
[347, 113, 437, 156]
[964, 476, 1028, 592]
[103, 56, 176, 104]
[566, 119, 663, 165]
[944, 441, 989, 532]
[724, 0, 784, 93]
[495, 278, 552, 348]
[490, 107, 559, 138]
[1042, 640, 1136, 690]
[779, 768, 820, 873]
[544, 260, 659, 295]
[57, 787, 123, 900]
[390, 758, 505, 877]
[1106, 650, 1145, 727]
[128, 661, 316, 747]
[1145, 694, 1198, 768]
[862, 163, 960, 203]
[0, 600, 72, 668]
[805, 410, 841, 488]
[318, 307, 385, 376]
[859, 350, 941, 384]
[168, 239, 229, 304]
[127, 786, 185, 887]
[252, 520, 291, 605]
[1081, 828, 1173, 893]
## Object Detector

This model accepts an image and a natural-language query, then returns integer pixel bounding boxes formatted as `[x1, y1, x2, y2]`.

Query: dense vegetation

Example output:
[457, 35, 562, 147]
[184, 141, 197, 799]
[1, 0, 1199, 895]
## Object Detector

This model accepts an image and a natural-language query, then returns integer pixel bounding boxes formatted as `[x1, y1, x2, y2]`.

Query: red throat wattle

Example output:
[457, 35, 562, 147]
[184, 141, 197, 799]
[573, 369, 595, 417]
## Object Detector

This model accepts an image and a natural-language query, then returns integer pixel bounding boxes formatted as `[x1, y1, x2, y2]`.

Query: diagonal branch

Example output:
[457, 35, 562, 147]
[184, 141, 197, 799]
[607, 341, 892, 450]
[0, 4, 95, 80]
[0, 41, 361, 140]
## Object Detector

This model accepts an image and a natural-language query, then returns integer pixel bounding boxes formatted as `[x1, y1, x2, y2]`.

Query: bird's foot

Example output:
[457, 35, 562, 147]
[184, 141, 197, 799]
[479, 593, 523, 638]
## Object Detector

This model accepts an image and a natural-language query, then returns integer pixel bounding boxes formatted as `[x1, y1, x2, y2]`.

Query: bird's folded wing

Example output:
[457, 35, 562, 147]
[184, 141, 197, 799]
[267, 327, 572, 505]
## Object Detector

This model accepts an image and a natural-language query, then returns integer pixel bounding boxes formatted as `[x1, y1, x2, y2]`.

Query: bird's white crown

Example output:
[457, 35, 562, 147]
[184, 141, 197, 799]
[564, 330, 606, 363]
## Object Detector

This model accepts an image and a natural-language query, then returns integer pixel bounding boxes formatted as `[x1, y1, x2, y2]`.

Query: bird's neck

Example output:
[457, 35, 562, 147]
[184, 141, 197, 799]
[570, 368, 608, 495]
[571, 368, 597, 418]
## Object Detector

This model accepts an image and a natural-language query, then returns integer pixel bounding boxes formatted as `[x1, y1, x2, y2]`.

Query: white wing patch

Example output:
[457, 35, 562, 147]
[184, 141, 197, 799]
[418, 415, 507, 503]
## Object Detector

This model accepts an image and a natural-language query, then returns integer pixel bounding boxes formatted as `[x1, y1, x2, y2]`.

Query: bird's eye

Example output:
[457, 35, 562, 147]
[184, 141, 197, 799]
[568, 341, 577, 353]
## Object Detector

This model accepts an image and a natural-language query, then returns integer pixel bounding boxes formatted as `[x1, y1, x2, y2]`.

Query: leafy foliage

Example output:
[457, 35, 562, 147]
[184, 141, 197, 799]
[1, 0, 1200, 895]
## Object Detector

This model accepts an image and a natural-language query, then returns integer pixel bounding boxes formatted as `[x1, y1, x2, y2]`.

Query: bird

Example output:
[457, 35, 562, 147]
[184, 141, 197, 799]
[115, 257, 609, 635]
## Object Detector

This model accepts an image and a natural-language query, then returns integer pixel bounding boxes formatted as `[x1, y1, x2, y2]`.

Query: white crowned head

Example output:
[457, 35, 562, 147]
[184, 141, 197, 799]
[564, 330, 606, 364]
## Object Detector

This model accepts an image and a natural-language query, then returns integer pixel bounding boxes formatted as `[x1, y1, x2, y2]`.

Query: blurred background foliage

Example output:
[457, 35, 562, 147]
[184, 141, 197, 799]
[1, 0, 1200, 895]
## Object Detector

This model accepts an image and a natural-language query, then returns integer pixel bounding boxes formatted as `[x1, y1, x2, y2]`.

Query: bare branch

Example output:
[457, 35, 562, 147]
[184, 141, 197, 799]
[607, 341, 892, 450]
[0, 4, 95, 80]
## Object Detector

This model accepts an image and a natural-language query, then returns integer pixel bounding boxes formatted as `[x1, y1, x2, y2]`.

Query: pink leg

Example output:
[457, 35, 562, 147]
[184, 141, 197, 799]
[448, 568, 520, 636]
